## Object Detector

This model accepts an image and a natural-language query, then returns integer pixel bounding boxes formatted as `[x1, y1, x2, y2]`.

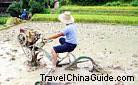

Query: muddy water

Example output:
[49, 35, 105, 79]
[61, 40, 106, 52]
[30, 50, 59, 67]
[0, 22, 138, 85]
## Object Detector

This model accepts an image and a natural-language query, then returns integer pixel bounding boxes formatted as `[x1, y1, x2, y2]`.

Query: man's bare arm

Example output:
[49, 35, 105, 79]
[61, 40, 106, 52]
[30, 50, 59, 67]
[47, 32, 64, 40]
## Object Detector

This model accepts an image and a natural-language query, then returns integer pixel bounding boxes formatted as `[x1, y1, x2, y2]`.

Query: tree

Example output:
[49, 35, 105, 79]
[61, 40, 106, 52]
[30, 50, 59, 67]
[21, 0, 30, 9]
[29, 0, 44, 14]
[7, 1, 22, 17]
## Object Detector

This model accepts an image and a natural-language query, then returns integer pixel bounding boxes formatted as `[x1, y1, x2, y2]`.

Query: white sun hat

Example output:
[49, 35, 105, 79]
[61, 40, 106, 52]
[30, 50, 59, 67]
[58, 11, 74, 24]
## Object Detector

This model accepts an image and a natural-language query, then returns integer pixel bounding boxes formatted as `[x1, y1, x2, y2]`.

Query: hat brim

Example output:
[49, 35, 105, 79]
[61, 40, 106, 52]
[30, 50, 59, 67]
[58, 14, 74, 24]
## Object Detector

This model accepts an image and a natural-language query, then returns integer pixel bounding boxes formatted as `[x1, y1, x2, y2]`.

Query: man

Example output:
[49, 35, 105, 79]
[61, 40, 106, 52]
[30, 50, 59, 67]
[45, 11, 78, 70]
[21, 9, 27, 20]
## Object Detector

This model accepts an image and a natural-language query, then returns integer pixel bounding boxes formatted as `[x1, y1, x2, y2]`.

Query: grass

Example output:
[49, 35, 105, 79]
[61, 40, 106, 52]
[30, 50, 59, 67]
[32, 14, 58, 22]
[0, 17, 8, 25]
[60, 6, 138, 16]
[0, 17, 8, 30]
[0, 17, 13, 30]
[31, 14, 138, 25]
[0, 25, 3, 29]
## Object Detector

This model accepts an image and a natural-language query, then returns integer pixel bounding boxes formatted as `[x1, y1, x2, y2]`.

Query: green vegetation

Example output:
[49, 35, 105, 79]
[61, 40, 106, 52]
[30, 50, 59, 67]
[7, 0, 45, 17]
[0, 25, 3, 28]
[69, 0, 137, 6]
[0, 17, 8, 25]
[31, 5, 138, 25]
[0, 17, 22, 30]
[7, 1, 22, 17]
[29, 0, 44, 14]
[6, 0, 138, 17]
[131, 0, 138, 6]
[105, 1, 121, 6]
[32, 14, 58, 21]
[60, 6, 138, 16]
[0, 17, 9, 30]
[31, 14, 138, 25]
[5, 0, 138, 26]
[21, 0, 30, 9]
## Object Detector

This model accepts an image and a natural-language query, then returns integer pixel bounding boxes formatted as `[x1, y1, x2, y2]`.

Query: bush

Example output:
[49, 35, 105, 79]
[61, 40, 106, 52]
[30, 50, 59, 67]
[131, 0, 138, 6]
[43, 8, 51, 14]
[105, 1, 121, 6]
[6, 1, 22, 17]
[53, 9, 61, 14]
[120, 3, 130, 6]
[70, 0, 97, 6]
[105, 2, 112, 6]
[49, 0, 55, 8]
[29, 0, 44, 14]
[21, 0, 30, 9]
[69, 0, 124, 6]
[60, 0, 71, 5]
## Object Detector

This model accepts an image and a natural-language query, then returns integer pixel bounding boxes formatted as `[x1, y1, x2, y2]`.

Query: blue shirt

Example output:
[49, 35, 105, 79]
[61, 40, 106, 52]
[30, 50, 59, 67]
[61, 24, 78, 44]
[22, 11, 27, 15]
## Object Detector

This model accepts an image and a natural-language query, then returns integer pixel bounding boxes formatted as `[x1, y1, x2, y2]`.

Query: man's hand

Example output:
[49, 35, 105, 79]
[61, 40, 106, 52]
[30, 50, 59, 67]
[43, 32, 64, 44]
[43, 38, 53, 43]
